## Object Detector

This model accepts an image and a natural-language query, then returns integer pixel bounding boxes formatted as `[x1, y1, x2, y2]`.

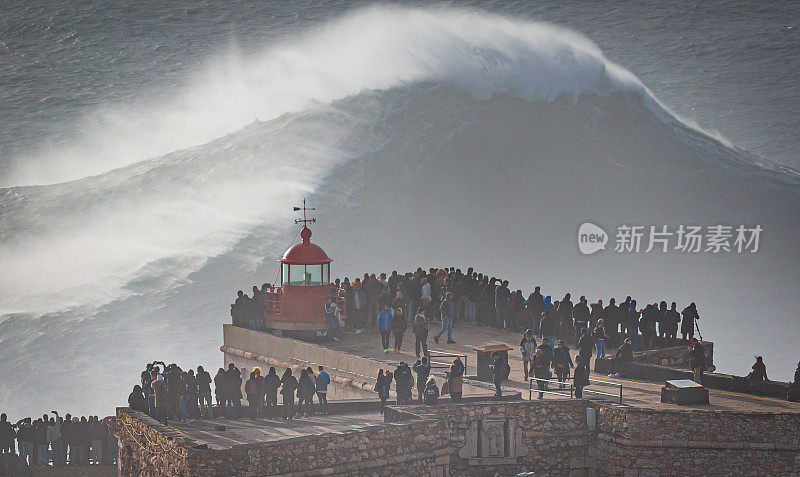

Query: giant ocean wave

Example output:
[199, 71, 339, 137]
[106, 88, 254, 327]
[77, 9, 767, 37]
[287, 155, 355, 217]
[1, 6, 798, 417]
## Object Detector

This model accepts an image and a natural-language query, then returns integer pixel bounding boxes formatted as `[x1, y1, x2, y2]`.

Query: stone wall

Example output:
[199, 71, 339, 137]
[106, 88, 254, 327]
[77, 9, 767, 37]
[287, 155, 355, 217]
[590, 403, 800, 475]
[632, 341, 714, 369]
[120, 399, 800, 476]
[117, 408, 450, 477]
[117, 409, 196, 476]
[386, 399, 591, 476]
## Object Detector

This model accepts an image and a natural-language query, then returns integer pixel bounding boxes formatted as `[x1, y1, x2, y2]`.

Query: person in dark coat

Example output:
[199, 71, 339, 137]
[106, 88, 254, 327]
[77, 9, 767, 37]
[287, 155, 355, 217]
[196, 366, 213, 418]
[626, 300, 640, 347]
[412, 307, 429, 358]
[297, 369, 315, 417]
[611, 338, 634, 378]
[573, 354, 591, 398]
[664, 302, 681, 340]
[264, 367, 281, 418]
[552, 340, 574, 389]
[214, 368, 226, 409]
[128, 385, 148, 413]
[224, 364, 242, 419]
[787, 362, 800, 402]
[280, 369, 298, 420]
[532, 348, 552, 399]
[681, 302, 699, 341]
[747, 356, 769, 382]
[424, 378, 440, 405]
[494, 281, 511, 330]
[490, 352, 505, 399]
[603, 298, 619, 345]
[557, 293, 574, 341]
[391, 306, 408, 352]
[393, 362, 414, 405]
[526, 286, 545, 334]
[690, 339, 706, 384]
[539, 296, 557, 350]
[573, 296, 591, 336]
[245, 368, 266, 417]
[447, 358, 465, 403]
[375, 369, 393, 415]
[0, 413, 15, 456]
[577, 327, 595, 361]
[413, 358, 431, 402]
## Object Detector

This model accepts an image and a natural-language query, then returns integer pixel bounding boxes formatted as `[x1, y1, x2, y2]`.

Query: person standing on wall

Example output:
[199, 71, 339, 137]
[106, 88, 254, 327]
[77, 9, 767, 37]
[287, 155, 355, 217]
[315, 366, 330, 415]
[690, 338, 705, 384]
[681, 302, 699, 341]
[448, 357, 465, 403]
[279, 369, 298, 421]
[490, 352, 505, 399]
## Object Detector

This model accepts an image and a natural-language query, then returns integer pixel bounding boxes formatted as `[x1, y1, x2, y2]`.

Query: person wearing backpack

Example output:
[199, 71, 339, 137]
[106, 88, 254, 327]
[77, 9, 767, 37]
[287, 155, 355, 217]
[245, 368, 265, 417]
[375, 369, 393, 415]
[413, 307, 429, 357]
[424, 378, 440, 405]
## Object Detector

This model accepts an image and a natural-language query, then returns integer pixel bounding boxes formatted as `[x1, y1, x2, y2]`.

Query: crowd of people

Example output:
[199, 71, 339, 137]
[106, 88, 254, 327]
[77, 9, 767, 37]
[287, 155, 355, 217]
[232, 267, 706, 358]
[0, 411, 116, 475]
[130, 361, 333, 424]
[322, 268, 707, 357]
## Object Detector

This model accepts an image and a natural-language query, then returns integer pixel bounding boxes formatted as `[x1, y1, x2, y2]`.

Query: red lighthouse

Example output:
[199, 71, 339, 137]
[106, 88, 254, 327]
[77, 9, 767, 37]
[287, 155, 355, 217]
[263, 201, 333, 334]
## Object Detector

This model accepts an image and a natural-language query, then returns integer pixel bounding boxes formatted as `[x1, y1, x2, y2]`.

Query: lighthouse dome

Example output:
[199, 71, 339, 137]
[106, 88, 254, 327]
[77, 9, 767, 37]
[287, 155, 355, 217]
[279, 226, 332, 265]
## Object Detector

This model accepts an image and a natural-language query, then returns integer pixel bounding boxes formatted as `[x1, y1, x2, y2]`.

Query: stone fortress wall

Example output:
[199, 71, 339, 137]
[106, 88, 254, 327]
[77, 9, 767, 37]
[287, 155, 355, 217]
[118, 398, 800, 476]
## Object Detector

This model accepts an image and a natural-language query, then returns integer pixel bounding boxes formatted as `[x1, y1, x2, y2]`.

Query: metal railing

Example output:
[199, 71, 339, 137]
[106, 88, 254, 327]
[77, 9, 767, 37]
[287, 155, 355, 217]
[581, 377, 623, 403]
[528, 377, 574, 400]
[427, 350, 468, 376]
[528, 376, 624, 403]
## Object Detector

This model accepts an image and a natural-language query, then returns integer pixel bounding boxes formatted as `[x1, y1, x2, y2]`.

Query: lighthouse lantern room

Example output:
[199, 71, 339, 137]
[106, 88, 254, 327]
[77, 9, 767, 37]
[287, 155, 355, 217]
[263, 201, 333, 333]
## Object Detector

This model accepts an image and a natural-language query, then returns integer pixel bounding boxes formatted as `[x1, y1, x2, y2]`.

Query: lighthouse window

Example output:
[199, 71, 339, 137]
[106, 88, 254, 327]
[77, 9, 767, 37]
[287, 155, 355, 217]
[307, 265, 323, 286]
[322, 263, 329, 284]
[281, 263, 290, 286]
[289, 264, 306, 286]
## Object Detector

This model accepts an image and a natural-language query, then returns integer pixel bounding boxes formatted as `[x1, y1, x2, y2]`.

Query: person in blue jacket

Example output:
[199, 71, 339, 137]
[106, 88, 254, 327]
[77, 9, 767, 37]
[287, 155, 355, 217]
[377, 305, 393, 353]
[315, 366, 331, 415]
[323, 297, 341, 342]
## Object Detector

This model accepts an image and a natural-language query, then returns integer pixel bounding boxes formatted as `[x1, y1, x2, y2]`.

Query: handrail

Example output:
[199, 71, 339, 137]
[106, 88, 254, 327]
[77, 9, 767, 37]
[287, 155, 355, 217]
[528, 377, 573, 400]
[582, 377, 623, 403]
[527, 375, 624, 403]
[427, 350, 468, 375]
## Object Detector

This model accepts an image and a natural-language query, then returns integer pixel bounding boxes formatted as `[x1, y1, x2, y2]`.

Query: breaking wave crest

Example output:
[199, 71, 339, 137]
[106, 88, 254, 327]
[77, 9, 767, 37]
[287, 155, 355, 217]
[2, 5, 798, 417]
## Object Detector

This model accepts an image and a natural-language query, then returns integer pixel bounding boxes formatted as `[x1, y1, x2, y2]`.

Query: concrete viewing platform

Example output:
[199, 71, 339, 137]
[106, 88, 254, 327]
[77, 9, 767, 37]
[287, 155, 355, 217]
[222, 322, 799, 414]
[116, 323, 799, 476]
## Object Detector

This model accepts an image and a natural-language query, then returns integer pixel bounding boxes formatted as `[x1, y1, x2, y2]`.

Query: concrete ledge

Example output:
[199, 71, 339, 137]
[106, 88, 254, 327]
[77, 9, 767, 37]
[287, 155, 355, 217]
[595, 358, 790, 398]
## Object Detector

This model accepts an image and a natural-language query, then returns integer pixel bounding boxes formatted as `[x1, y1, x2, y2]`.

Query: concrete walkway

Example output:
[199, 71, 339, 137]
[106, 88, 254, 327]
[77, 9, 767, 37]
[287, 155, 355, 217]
[322, 323, 800, 413]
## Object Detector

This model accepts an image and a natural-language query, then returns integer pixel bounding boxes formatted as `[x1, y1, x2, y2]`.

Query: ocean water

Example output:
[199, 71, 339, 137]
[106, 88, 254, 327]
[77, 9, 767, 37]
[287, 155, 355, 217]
[0, 1, 798, 418]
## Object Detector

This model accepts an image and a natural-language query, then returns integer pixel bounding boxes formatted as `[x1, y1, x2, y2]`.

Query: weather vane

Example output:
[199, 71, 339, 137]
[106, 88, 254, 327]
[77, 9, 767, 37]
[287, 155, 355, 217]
[293, 199, 316, 226]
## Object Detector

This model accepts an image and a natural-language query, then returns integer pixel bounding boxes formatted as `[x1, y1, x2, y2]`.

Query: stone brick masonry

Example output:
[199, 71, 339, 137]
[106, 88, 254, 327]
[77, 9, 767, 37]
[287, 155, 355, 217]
[118, 397, 800, 476]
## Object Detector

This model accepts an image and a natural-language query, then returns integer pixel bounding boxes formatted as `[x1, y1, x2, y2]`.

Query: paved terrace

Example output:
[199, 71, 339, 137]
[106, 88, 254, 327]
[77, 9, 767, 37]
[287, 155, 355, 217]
[168, 413, 379, 450]
[321, 322, 799, 413]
